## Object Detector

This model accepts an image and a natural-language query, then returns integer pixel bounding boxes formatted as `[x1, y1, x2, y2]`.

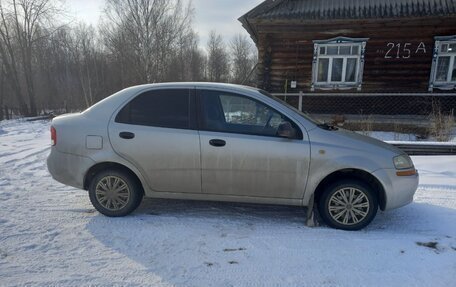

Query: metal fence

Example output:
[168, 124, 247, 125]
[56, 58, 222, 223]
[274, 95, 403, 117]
[389, 142, 456, 156]
[272, 93, 456, 141]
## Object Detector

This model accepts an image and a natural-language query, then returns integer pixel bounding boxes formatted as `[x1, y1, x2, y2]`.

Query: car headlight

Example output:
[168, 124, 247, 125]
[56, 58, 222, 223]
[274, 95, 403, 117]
[393, 155, 414, 170]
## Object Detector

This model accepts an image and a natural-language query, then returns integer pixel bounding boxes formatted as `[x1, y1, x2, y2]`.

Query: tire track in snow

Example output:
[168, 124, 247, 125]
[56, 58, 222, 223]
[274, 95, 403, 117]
[2, 146, 50, 166]
[0, 120, 50, 180]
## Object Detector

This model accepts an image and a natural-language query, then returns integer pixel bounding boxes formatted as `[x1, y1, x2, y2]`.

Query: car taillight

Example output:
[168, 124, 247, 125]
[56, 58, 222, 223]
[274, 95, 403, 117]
[51, 126, 56, 146]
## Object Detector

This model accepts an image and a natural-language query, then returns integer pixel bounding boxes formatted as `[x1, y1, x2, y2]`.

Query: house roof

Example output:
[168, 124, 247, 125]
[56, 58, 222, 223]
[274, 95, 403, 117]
[239, 0, 456, 42]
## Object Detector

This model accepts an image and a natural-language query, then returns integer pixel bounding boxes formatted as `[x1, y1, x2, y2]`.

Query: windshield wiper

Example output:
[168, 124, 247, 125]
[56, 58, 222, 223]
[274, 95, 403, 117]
[318, 122, 338, 131]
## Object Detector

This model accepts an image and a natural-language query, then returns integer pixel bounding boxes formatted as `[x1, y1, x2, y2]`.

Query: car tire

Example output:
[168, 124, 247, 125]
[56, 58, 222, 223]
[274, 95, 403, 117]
[318, 180, 378, 231]
[88, 169, 143, 217]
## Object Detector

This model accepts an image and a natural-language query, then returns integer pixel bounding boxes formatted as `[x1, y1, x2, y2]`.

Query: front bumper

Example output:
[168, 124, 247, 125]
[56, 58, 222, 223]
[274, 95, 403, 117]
[372, 168, 419, 211]
[47, 148, 95, 190]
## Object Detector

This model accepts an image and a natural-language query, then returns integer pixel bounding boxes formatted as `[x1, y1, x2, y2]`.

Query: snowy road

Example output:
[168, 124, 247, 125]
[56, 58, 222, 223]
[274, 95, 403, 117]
[0, 120, 455, 287]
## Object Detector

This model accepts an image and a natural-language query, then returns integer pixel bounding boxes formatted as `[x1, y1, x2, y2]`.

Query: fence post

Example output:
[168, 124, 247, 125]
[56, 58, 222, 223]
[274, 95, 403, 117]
[298, 91, 303, 112]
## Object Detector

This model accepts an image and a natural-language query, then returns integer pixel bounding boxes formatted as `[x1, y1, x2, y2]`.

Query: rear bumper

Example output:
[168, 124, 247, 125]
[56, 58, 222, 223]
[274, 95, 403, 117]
[372, 168, 419, 210]
[47, 148, 95, 189]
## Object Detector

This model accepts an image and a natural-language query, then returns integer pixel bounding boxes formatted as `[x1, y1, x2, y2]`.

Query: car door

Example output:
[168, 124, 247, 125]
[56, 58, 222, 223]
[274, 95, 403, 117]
[108, 88, 201, 194]
[198, 89, 310, 199]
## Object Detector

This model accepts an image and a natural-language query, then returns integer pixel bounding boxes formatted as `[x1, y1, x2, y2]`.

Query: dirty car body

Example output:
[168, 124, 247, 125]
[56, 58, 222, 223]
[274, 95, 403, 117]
[47, 83, 419, 230]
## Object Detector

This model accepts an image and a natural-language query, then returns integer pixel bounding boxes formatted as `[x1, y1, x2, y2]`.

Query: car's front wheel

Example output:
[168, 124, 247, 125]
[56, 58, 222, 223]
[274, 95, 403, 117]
[88, 169, 143, 217]
[318, 180, 378, 230]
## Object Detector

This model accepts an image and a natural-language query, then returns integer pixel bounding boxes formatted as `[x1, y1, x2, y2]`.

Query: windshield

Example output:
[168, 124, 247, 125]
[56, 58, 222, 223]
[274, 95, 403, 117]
[258, 90, 322, 125]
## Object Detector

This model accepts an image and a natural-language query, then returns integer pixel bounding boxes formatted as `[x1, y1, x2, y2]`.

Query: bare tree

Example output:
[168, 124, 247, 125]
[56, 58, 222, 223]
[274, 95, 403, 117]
[230, 34, 256, 84]
[0, 0, 27, 115]
[188, 46, 206, 81]
[167, 30, 206, 81]
[35, 27, 75, 111]
[0, 0, 61, 116]
[0, 60, 4, 119]
[66, 24, 98, 108]
[36, 25, 109, 112]
[0, 1, 260, 118]
[206, 30, 229, 82]
[102, 0, 193, 84]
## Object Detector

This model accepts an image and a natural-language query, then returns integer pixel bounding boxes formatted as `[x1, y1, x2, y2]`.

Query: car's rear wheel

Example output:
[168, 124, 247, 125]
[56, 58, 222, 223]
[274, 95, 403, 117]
[318, 180, 378, 230]
[88, 169, 143, 217]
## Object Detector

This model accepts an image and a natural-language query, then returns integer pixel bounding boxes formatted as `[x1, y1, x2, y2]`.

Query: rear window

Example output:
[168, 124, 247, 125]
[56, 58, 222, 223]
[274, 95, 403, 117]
[115, 89, 190, 129]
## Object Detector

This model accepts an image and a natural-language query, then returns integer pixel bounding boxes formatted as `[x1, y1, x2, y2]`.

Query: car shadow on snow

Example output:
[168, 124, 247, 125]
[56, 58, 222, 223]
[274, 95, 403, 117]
[84, 199, 456, 285]
[136, 198, 308, 223]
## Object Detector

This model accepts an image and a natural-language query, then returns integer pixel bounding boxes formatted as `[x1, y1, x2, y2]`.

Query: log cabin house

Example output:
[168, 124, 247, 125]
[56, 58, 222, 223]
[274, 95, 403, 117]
[239, 0, 456, 122]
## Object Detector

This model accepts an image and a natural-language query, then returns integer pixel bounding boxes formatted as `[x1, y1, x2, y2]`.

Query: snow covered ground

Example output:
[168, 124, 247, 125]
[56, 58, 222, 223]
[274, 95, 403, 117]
[0, 119, 455, 287]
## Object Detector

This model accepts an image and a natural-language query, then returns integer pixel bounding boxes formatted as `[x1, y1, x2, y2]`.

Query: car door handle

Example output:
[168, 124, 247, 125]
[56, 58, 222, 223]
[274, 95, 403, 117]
[209, 139, 226, 147]
[119, 132, 135, 139]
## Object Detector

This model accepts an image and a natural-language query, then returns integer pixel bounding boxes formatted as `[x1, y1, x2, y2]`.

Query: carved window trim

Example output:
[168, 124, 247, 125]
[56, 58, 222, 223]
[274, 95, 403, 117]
[312, 36, 368, 91]
[429, 35, 456, 92]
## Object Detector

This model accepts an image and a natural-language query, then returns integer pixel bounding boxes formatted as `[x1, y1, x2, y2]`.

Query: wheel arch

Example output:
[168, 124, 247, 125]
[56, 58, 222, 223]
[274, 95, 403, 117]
[312, 169, 387, 211]
[83, 162, 144, 195]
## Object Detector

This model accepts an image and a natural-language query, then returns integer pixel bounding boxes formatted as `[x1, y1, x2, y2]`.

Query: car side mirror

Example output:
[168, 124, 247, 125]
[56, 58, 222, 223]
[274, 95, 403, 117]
[277, 121, 296, 139]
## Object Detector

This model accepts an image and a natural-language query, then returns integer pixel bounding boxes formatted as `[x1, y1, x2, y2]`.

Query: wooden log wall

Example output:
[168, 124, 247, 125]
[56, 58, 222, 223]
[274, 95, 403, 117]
[254, 17, 456, 93]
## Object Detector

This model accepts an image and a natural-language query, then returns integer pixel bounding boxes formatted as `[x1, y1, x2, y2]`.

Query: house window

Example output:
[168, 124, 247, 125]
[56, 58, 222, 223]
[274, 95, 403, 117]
[429, 35, 456, 91]
[312, 37, 368, 91]
[317, 44, 360, 83]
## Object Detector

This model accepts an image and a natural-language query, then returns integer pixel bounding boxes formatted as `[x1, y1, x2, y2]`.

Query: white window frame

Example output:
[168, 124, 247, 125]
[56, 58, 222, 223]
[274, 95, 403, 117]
[312, 37, 368, 91]
[429, 35, 456, 91]
[316, 44, 360, 83]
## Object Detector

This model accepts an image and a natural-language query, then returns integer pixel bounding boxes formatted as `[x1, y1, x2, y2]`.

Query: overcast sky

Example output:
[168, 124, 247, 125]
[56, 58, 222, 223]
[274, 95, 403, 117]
[66, 0, 263, 45]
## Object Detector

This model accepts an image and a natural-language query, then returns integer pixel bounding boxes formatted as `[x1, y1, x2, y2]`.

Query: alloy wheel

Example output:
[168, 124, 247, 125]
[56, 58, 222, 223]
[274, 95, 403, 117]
[328, 187, 370, 226]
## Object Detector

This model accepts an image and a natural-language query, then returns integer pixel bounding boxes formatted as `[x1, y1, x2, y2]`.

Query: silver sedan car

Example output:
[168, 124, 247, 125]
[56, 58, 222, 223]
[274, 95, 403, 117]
[47, 83, 419, 230]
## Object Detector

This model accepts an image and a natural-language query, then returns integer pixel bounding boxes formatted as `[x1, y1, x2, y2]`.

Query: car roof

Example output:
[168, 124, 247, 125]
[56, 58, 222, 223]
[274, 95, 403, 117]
[127, 82, 260, 93]
[83, 81, 318, 131]
[83, 82, 261, 118]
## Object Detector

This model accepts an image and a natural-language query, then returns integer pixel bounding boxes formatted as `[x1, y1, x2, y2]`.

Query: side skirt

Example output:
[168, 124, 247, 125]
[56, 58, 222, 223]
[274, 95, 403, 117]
[143, 190, 305, 207]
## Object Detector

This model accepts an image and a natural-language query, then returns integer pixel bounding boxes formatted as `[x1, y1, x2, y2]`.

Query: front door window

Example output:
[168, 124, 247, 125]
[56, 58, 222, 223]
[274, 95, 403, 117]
[200, 90, 302, 139]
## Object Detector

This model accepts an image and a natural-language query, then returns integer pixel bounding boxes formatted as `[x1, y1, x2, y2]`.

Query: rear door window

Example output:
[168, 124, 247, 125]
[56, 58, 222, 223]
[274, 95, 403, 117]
[116, 89, 192, 129]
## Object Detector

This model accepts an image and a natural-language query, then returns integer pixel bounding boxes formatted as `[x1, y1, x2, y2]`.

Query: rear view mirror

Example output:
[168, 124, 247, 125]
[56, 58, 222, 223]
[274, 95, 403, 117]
[277, 121, 296, 139]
